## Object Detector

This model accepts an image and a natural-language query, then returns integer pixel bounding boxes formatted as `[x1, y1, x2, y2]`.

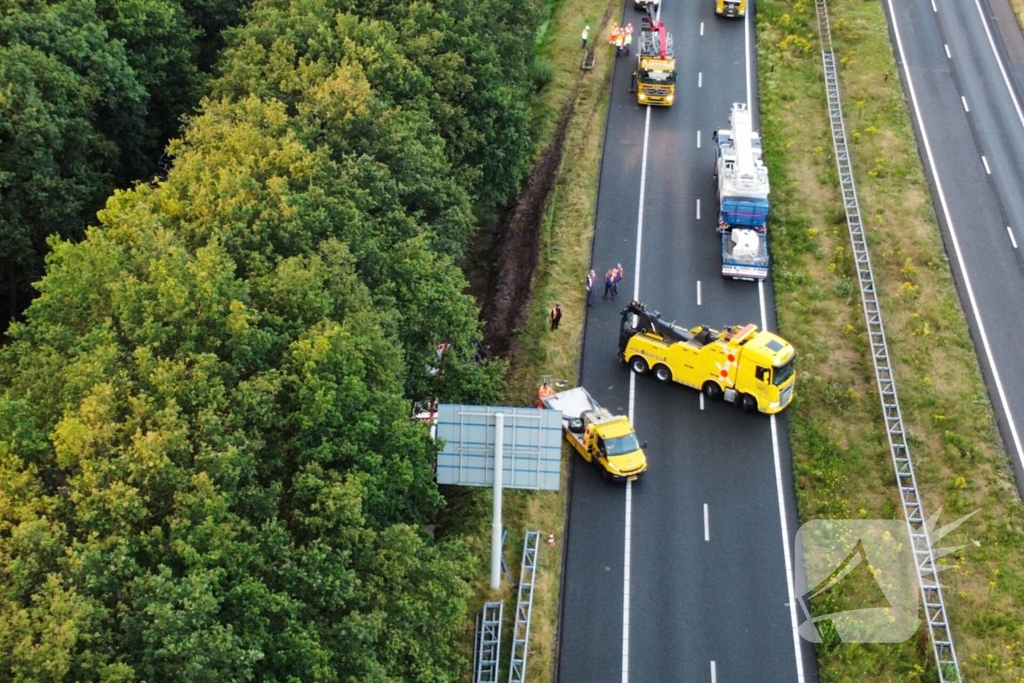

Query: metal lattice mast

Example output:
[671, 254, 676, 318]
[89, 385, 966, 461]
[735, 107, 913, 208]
[474, 602, 503, 683]
[813, 2, 961, 681]
[508, 531, 541, 683]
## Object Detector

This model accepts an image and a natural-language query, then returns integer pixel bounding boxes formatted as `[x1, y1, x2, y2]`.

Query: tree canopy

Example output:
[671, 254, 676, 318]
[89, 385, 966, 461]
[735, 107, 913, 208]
[0, 0, 541, 678]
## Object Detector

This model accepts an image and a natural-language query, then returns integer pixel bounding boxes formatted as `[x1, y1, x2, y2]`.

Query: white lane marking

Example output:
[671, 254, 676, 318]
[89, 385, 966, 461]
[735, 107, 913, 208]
[1009, 226, 1019, 249]
[711, 660, 717, 683]
[697, 199, 701, 220]
[962, 96, 970, 112]
[622, 479, 633, 683]
[700, 392, 705, 410]
[622, 96, 652, 683]
[887, 0, 1024, 516]
[932, 0, 937, 11]
[701, 21, 705, 36]
[982, 155, 991, 174]
[751, 0, 805, 662]
[944, 44, 951, 59]
[699, 72, 703, 88]
[972, 0, 1024, 131]
[697, 130, 702, 148]
[697, 280, 702, 306]
[704, 504, 710, 541]
[771, 412, 805, 683]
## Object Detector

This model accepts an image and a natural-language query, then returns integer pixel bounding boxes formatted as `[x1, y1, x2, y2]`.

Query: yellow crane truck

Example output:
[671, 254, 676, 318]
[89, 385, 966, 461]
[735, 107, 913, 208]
[633, 13, 676, 106]
[538, 382, 648, 482]
[715, 0, 747, 17]
[618, 301, 796, 414]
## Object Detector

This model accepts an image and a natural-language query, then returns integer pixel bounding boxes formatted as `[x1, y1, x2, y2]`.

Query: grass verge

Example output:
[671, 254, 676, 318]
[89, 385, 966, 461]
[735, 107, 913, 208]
[758, 0, 1024, 680]
[450, 0, 619, 680]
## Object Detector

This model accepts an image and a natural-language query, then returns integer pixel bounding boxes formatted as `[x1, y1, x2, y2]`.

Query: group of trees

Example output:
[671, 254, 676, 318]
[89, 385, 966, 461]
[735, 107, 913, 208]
[0, 0, 542, 679]
[1, 0, 249, 320]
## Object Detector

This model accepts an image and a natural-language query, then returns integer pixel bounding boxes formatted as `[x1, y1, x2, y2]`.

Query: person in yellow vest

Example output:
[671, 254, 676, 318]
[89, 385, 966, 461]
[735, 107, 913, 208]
[582, 25, 590, 49]
[624, 30, 632, 56]
[615, 31, 624, 57]
[609, 25, 620, 46]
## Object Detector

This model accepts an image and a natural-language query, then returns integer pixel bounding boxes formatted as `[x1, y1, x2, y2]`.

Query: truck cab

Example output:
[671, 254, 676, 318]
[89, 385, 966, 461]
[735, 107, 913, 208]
[715, 0, 747, 17]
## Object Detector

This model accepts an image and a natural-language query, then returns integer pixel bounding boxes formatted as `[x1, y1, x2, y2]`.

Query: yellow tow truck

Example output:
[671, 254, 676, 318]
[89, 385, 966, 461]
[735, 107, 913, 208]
[618, 301, 796, 414]
[539, 381, 647, 482]
[715, 0, 747, 17]
[632, 12, 676, 106]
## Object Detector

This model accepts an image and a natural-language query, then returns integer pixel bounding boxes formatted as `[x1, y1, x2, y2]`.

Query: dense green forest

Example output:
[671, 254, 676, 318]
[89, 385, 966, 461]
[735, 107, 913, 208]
[0, 0, 542, 679]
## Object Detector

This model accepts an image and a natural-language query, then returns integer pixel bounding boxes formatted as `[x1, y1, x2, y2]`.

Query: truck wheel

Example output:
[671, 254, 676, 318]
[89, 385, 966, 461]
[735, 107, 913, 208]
[568, 418, 585, 434]
[741, 394, 758, 413]
[703, 381, 724, 401]
[653, 365, 672, 383]
[630, 357, 649, 375]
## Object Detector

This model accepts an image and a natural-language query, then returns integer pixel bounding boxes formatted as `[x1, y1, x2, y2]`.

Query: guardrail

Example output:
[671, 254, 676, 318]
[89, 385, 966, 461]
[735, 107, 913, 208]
[812, 2, 961, 680]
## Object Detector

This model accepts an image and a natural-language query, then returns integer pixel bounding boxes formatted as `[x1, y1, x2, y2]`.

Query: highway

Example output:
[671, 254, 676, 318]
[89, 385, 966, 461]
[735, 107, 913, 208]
[882, 0, 1024, 491]
[557, 1, 819, 681]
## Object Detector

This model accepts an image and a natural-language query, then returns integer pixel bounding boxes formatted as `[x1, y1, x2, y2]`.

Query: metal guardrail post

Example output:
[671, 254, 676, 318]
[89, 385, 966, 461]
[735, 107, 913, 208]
[812, 2, 961, 680]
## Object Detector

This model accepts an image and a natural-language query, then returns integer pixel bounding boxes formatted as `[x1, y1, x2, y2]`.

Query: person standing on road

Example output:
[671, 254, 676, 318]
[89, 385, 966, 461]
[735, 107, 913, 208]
[603, 269, 615, 300]
[624, 29, 632, 56]
[586, 269, 596, 307]
[611, 263, 624, 300]
[582, 25, 590, 49]
[550, 303, 563, 330]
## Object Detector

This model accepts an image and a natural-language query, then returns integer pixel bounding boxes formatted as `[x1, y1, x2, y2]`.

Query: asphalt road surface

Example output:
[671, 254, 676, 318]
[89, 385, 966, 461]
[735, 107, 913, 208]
[882, 0, 1024, 491]
[557, 2, 819, 681]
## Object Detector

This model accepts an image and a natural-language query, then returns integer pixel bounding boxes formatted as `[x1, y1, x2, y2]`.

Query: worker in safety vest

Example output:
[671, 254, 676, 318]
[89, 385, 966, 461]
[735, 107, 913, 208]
[582, 25, 590, 49]
[624, 30, 632, 56]
[615, 31, 624, 57]
[537, 381, 556, 407]
[609, 25, 620, 46]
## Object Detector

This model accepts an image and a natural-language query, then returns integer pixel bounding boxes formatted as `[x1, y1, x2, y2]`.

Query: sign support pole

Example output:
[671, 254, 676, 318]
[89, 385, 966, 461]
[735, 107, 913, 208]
[490, 413, 504, 589]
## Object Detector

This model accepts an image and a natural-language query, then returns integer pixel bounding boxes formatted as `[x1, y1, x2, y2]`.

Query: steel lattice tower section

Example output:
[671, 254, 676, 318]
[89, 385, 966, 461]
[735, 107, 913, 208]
[474, 601, 503, 683]
[813, 1, 961, 680]
[508, 531, 541, 683]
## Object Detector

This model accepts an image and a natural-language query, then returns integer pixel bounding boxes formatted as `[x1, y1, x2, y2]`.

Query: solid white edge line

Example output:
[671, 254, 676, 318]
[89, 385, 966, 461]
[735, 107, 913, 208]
[962, 95, 970, 112]
[622, 96, 652, 683]
[944, 43, 951, 59]
[982, 155, 991, 174]
[972, 0, 1024, 130]
[886, 0, 1024, 507]
[704, 503, 710, 541]
[1008, 226, 1019, 249]
[750, 0, 806, 667]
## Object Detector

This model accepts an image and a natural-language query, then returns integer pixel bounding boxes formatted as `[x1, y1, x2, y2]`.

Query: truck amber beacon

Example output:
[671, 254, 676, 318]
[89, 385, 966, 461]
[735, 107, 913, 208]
[539, 383, 648, 482]
[618, 301, 796, 414]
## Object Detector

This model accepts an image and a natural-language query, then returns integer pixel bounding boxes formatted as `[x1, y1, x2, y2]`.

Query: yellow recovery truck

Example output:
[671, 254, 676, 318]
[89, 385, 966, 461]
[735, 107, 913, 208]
[538, 382, 648, 482]
[632, 11, 676, 106]
[618, 301, 796, 414]
[715, 0, 747, 17]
